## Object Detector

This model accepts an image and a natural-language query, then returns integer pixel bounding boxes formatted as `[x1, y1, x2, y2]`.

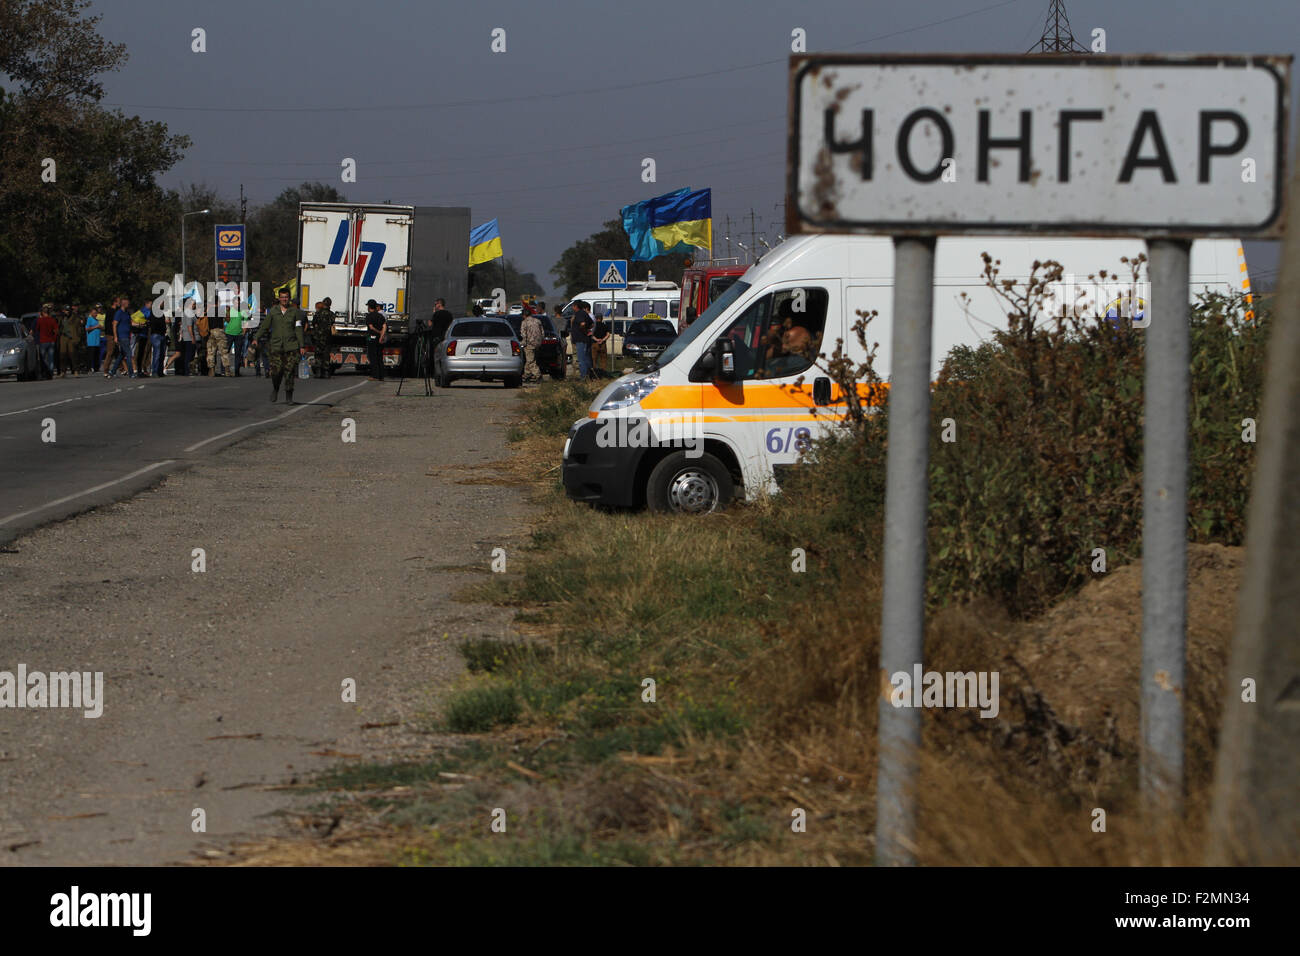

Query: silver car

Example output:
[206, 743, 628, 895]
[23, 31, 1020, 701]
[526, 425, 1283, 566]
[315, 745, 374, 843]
[433, 317, 523, 388]
[0, 316, 37, 379]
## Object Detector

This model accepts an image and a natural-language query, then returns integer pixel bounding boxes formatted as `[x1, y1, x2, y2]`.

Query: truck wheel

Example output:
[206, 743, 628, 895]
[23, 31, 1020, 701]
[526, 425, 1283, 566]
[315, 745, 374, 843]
[646, 452, 733, 515]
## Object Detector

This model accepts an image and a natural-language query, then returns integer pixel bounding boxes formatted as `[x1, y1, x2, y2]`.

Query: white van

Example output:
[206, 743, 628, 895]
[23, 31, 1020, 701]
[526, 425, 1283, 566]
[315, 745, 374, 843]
[561, 234, 1249, 513]
[564, 281, 681, 355]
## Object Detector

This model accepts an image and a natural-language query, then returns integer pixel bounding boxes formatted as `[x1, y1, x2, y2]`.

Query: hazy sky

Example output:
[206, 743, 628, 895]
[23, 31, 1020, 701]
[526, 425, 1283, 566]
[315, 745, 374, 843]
[93, 0, 1297, 296]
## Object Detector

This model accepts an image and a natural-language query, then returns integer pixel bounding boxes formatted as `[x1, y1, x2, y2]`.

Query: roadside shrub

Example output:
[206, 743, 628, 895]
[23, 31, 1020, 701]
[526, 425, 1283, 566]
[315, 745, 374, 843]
[444, 684, 521, 733]
[816, 253, 1267, 617]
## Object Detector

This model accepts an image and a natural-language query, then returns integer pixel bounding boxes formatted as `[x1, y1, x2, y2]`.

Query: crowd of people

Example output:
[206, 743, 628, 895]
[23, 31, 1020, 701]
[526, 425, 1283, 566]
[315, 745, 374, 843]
[24, 298, 275, 380]
[14, 295, 627, 386]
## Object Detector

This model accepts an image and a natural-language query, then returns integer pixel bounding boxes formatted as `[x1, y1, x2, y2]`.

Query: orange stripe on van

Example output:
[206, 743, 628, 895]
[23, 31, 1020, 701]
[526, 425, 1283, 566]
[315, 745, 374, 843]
[640, 382, 887, 410]
[586, 382, 887, 418]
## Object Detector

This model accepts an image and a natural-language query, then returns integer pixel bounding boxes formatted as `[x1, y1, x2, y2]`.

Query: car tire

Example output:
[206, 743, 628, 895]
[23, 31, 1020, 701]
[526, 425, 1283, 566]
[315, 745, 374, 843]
[646, 451, 733, 515]
[549, 363, 566, 380]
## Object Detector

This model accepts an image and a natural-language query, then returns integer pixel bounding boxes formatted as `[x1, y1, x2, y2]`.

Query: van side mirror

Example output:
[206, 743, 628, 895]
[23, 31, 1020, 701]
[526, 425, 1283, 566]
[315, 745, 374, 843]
[715, 338, 738, 382]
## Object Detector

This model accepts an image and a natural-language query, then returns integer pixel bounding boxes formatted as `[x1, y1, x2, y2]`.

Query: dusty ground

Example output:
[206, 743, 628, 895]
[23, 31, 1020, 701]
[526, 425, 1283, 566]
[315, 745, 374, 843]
[0, 381, 532, 865]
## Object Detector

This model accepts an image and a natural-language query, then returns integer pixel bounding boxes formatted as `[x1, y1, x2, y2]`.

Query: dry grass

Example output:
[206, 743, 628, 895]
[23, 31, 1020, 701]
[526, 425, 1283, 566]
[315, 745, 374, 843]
[214, 379, 1262, 866]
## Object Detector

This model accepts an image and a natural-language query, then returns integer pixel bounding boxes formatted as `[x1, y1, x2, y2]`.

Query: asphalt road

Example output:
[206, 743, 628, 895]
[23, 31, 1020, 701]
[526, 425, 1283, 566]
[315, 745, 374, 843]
[0, 374, 529, 864]
[0, 370, 373, 546]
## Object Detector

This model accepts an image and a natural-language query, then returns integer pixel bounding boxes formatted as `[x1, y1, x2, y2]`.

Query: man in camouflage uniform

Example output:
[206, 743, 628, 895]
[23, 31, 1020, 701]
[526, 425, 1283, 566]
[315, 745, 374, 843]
[57, 305, 81, 376]
[520, 306, 544, 384]
[206, 305, 230, 376]
[311, 296, 334, 378]
[255, 288, 306, 402]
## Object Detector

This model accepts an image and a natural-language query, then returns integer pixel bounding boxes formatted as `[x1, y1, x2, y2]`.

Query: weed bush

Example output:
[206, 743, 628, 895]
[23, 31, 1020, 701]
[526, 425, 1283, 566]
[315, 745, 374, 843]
[444, 684, 521, 733]
[816, 254, 1267, 616]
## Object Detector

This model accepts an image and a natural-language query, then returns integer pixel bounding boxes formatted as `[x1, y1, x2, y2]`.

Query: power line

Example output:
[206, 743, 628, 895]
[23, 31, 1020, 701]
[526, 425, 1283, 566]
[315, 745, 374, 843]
[234, 149, 786, 194]
[106, 0, 1028, 115]
[185, 122, 786, 177]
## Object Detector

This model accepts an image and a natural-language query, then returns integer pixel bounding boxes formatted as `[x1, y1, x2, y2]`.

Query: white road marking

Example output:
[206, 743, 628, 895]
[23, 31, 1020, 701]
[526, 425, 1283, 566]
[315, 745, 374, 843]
[0, 395, 88, 418]
[2, 379, 369, 530]
[0, 460, 176, 528]
[184, 380, 367, 452]
[0, 385, 127, 417]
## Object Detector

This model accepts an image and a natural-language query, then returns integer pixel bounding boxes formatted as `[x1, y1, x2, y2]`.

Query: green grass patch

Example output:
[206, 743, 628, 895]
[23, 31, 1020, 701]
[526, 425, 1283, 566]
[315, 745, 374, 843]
[444, 684, 522, 732]
[458, 637, 554, 674]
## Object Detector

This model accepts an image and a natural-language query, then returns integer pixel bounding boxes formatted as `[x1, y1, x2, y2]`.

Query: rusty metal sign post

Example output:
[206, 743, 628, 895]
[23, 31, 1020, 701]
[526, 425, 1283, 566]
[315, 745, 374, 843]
[787, 54, 1289, 864]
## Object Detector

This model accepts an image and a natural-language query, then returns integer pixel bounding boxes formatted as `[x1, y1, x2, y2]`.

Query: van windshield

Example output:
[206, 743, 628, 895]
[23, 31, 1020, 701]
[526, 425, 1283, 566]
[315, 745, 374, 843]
[656, 280, 750, 368]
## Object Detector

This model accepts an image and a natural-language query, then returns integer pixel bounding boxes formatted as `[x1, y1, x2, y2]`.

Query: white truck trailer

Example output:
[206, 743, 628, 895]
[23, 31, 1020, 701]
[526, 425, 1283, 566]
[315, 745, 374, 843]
[296, 202, 414, 373]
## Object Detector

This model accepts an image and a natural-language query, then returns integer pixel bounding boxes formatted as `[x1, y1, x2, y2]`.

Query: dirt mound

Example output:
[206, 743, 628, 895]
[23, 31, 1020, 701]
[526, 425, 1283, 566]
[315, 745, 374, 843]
[1007, 543, 1241, 783]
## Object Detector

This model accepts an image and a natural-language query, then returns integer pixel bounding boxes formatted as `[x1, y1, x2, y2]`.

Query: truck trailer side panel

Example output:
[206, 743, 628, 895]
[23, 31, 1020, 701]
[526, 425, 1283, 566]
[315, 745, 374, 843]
[410, 206, 471, 321]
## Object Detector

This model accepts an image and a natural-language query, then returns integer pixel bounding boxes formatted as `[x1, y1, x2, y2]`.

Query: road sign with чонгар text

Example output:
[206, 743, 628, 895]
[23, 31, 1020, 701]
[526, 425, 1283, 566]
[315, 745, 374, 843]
[787, 54, 1290, 238]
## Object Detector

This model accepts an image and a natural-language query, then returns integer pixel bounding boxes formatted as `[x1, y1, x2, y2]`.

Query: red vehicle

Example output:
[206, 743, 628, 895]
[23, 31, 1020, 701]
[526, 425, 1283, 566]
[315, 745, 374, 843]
[678, 262, 747, 333]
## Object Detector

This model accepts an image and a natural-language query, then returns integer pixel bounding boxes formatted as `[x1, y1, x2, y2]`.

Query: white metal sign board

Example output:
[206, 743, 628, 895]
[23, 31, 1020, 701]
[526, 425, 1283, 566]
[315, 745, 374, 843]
[788, 55, 1290, 237]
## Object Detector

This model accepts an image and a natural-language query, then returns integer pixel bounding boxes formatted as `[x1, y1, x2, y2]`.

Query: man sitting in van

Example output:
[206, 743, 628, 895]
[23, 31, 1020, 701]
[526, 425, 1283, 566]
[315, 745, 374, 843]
[758, 297, 822, 379]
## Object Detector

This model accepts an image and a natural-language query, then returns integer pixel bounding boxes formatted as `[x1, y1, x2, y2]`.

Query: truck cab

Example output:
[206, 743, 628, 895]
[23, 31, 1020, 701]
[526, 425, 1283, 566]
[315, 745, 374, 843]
[678, 262, 747, 333]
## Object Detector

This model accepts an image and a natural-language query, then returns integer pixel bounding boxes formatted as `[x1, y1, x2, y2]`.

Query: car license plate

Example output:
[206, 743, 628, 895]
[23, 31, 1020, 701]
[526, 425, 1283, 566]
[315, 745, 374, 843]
[469, 346, 496, 354]
[341, 346, 363, 353]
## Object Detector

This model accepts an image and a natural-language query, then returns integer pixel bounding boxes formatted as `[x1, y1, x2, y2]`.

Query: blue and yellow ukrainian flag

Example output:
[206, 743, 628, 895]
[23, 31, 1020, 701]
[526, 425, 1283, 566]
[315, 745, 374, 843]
[651, 187, 711, 252]
[468, 219, 504, 267]
[621, 188, 712, 260]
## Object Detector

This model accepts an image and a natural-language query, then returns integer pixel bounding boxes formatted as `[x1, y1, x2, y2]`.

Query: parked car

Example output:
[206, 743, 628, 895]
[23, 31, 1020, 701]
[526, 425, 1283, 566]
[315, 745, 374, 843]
[504, 313, 565, 380]
[621, 318, 677, 366]
[433, 317, 523, 388]
[0, 315, 39, 380]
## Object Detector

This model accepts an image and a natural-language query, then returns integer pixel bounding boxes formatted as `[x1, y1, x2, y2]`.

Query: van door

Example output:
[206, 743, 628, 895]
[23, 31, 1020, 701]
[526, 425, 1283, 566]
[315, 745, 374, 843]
[700, 282, 842, 496]
[844, 283, 893, 389]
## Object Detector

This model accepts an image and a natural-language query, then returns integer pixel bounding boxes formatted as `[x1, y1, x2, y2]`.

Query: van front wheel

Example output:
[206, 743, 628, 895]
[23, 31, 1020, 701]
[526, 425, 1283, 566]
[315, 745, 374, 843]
[646, 452, 733, 515]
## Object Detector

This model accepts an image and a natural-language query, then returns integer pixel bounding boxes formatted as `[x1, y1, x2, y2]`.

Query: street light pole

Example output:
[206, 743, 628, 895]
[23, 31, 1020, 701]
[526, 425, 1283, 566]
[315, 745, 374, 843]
[181, 208, 210, 312]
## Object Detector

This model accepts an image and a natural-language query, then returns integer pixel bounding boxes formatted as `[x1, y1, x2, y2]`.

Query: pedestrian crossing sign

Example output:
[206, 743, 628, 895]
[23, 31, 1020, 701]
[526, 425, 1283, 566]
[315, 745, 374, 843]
[597, 259, 628, 290]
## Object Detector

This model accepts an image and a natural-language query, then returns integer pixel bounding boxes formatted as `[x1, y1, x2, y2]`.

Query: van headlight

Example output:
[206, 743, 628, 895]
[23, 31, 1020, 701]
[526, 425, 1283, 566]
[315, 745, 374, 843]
[599, 371, 659, 410]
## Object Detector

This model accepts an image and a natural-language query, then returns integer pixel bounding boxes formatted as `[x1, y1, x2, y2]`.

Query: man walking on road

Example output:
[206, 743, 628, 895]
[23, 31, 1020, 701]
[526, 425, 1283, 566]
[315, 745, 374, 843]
[35, 305, 58, 379]
[100, 296, 119, 374]
[130, 301, 150, 376]
[571, 300, 593, 381]
[520, 307, 543, 385]
[310, 297, 334, 379]
[591, 312, 611, 377]
[149, 302, 168, 377]
[257, 288, 306, 402]
[225, 303, 247, 376]
[85, 304, 104, 373]
[57, 306, 80, 376]
[365, 298, 387, 382]
[107, 296, 135, 378]
[206, 306, 229, 376]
